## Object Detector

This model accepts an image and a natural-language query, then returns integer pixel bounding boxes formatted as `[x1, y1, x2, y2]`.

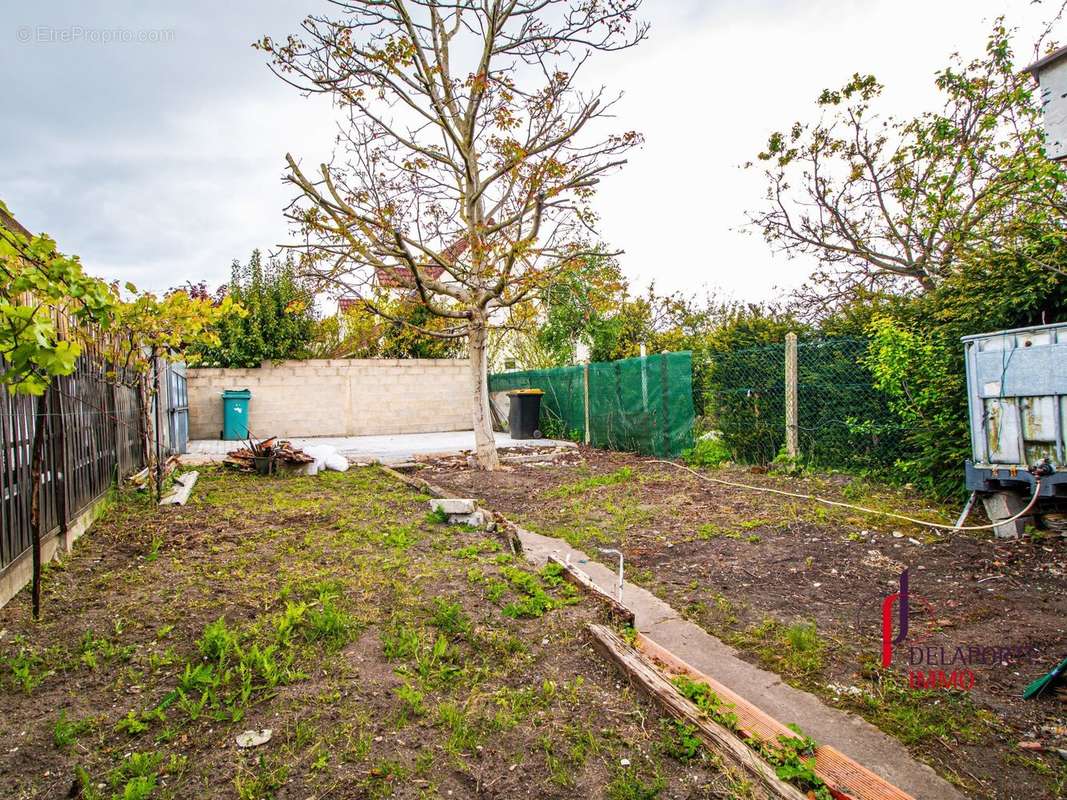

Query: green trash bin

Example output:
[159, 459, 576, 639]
[221, 389, 252, 440]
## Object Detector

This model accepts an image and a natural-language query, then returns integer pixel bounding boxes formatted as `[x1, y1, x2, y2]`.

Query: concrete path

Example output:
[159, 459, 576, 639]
[515, 526, 964, 800]
[184, 430, 574, 466]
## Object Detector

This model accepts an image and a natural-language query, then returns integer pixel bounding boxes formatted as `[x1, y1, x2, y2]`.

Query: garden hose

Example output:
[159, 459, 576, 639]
[644, 459, 1043, 533]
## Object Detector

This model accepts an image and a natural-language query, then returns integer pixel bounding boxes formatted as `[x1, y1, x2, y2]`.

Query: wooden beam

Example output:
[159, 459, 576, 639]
[636, 633, 915, 800]
[588, 624, 809, 800]
[548, 555, 634, 625]
[378, 465, 448, 498]
[159, 471, 199, 506]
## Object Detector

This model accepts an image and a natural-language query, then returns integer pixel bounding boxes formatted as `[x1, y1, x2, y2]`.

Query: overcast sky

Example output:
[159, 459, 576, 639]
[0, 0, 1055, 306]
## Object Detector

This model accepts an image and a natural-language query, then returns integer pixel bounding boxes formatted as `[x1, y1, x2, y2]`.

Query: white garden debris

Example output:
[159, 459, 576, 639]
[301, 444, 351, 475]
[236, 729, 272, 748]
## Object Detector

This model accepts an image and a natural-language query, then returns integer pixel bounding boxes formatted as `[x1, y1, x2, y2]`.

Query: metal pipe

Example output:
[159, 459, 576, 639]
[599, 547, 624, 602]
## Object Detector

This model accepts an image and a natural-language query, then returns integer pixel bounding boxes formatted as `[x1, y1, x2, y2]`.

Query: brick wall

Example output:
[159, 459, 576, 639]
[187, 359, 473, 440]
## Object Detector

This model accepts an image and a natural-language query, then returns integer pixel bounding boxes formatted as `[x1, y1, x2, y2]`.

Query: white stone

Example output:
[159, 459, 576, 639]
[449, 510, 488, 528]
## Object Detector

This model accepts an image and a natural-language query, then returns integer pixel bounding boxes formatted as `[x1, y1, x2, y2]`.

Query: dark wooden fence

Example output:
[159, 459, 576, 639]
[0, 350, 144, 575]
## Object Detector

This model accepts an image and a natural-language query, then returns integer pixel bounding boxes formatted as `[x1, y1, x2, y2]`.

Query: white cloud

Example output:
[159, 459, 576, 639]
[0, 0, 1054, 302]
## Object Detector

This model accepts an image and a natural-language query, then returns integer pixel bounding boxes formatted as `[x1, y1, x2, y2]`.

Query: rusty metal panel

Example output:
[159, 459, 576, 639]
[963, 322, 1067, 468]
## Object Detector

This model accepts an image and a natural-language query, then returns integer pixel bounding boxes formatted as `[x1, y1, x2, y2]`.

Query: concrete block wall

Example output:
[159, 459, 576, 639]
[187, 359, 474, 440]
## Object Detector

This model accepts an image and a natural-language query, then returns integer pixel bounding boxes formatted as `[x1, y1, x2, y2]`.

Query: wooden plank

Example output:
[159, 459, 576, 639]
[636, 633, 915, 800]
[588, 624, 808, 800]
[160, 471, 198, 506]
[378, 464, 448, 498]
[548, 554, 634, 625]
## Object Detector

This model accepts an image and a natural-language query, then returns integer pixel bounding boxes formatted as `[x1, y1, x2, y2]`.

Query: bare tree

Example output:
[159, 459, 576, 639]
[258, 0, 647, 468]
[747, 22, 1067, 312]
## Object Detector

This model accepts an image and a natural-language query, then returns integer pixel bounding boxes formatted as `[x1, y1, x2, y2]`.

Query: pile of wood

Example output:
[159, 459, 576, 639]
[224, 437, 314, 471]
[127, 455, 181, 489]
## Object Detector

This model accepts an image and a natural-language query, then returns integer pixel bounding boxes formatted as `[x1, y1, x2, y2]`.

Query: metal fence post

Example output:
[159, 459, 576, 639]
[785, 332, 799, 459]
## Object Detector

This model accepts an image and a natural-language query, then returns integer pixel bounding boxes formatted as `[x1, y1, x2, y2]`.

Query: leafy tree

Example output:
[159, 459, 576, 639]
[192, 250, 316, 367]
[748, 22, 1066, 309]
[310, 294, 464, 359]
[110, 289, 241, 497]
[0, 201, 116, 394]
[258, 0, 648, 469]
[535, 252, 723, 365]
[537, 252, 629, 364]
[0, 200, 118, 618]
[865, 237, 1067, 497]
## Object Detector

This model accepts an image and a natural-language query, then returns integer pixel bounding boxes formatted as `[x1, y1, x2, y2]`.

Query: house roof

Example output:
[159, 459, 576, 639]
[0, 207, 32, 240]
[374, 263, 446, 288]
[372, 232, 471, 288]
[1024, 45, 1067, 77]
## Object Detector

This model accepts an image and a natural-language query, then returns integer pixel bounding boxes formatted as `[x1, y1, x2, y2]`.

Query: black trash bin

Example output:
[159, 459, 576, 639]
[507, 389, 544, 439]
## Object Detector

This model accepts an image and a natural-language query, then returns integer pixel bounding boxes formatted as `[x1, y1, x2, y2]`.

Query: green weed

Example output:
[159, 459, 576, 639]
[683, 436, 731, 468]
[606, 766, 666, 800]
[53, 710, 93, 748]
[546, 467, 635, 498]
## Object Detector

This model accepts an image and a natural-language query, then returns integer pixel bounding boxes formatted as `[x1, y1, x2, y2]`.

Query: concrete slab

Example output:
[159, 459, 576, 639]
[184, 430, 575, 466]
[514, 526, 965, 800]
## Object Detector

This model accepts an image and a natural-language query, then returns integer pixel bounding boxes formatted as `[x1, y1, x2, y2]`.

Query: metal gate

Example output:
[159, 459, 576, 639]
[165, 363, 189, 455]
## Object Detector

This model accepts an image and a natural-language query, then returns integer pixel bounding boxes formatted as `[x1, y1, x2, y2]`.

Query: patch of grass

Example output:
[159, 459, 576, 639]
[754, 727, 831, 800]
[673, 676, 831, 799]
[395, 682, 426, 720]
[452, 539, 501, 559]
[683, 436, 731, 468]
[53, 710, 93, 748]
[425, 505, 450, 524]
[428, 598, 471, 637]
[696, 523, 740, 540]
[658, 718, 704, 763]
[850, 662, 997, 747]
[4, 642, 49, 694]
[546, 467, 635, 498]
[79, 630, 135, 670]
[437, 701, 479, 756]
[234, 754, 290, 800]
[606, 765, 666, 800]
[304, 593, 357, 651]
[726, 618, 825, 680]
[500, 565, 580, 619]
[72, 750, 187, 800]
[672, 676, 739, 731]
[1006, 752, 1067, 798]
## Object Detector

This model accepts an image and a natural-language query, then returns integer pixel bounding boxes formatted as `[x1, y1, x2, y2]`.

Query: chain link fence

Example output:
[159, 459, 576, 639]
[695, 337, 910, 473]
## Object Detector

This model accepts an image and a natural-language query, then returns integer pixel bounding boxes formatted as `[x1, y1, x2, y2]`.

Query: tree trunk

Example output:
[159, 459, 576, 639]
[468, 316, 499, 470]
[29, 390, 49, 620]
[152, 349, 164, 503]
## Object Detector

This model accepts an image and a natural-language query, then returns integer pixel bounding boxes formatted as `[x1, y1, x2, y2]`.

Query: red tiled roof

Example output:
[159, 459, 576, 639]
[373, 263, 446, 288]
[372, 231, 472, 288]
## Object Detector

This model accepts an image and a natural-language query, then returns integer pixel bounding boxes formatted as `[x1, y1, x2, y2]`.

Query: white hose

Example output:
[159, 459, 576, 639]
[644, 459, 1043, 533]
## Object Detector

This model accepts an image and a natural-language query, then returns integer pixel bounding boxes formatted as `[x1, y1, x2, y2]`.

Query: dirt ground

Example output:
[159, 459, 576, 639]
[428, 448, 1067, 800]
[0, 467, 749, 800]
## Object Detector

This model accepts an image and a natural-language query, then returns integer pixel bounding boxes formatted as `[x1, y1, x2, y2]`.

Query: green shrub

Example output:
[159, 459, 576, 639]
[683, 436, 731, 467]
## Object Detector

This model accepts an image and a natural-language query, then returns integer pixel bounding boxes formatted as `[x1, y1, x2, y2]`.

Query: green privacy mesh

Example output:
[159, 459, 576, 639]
[489, 351, 695, 458]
